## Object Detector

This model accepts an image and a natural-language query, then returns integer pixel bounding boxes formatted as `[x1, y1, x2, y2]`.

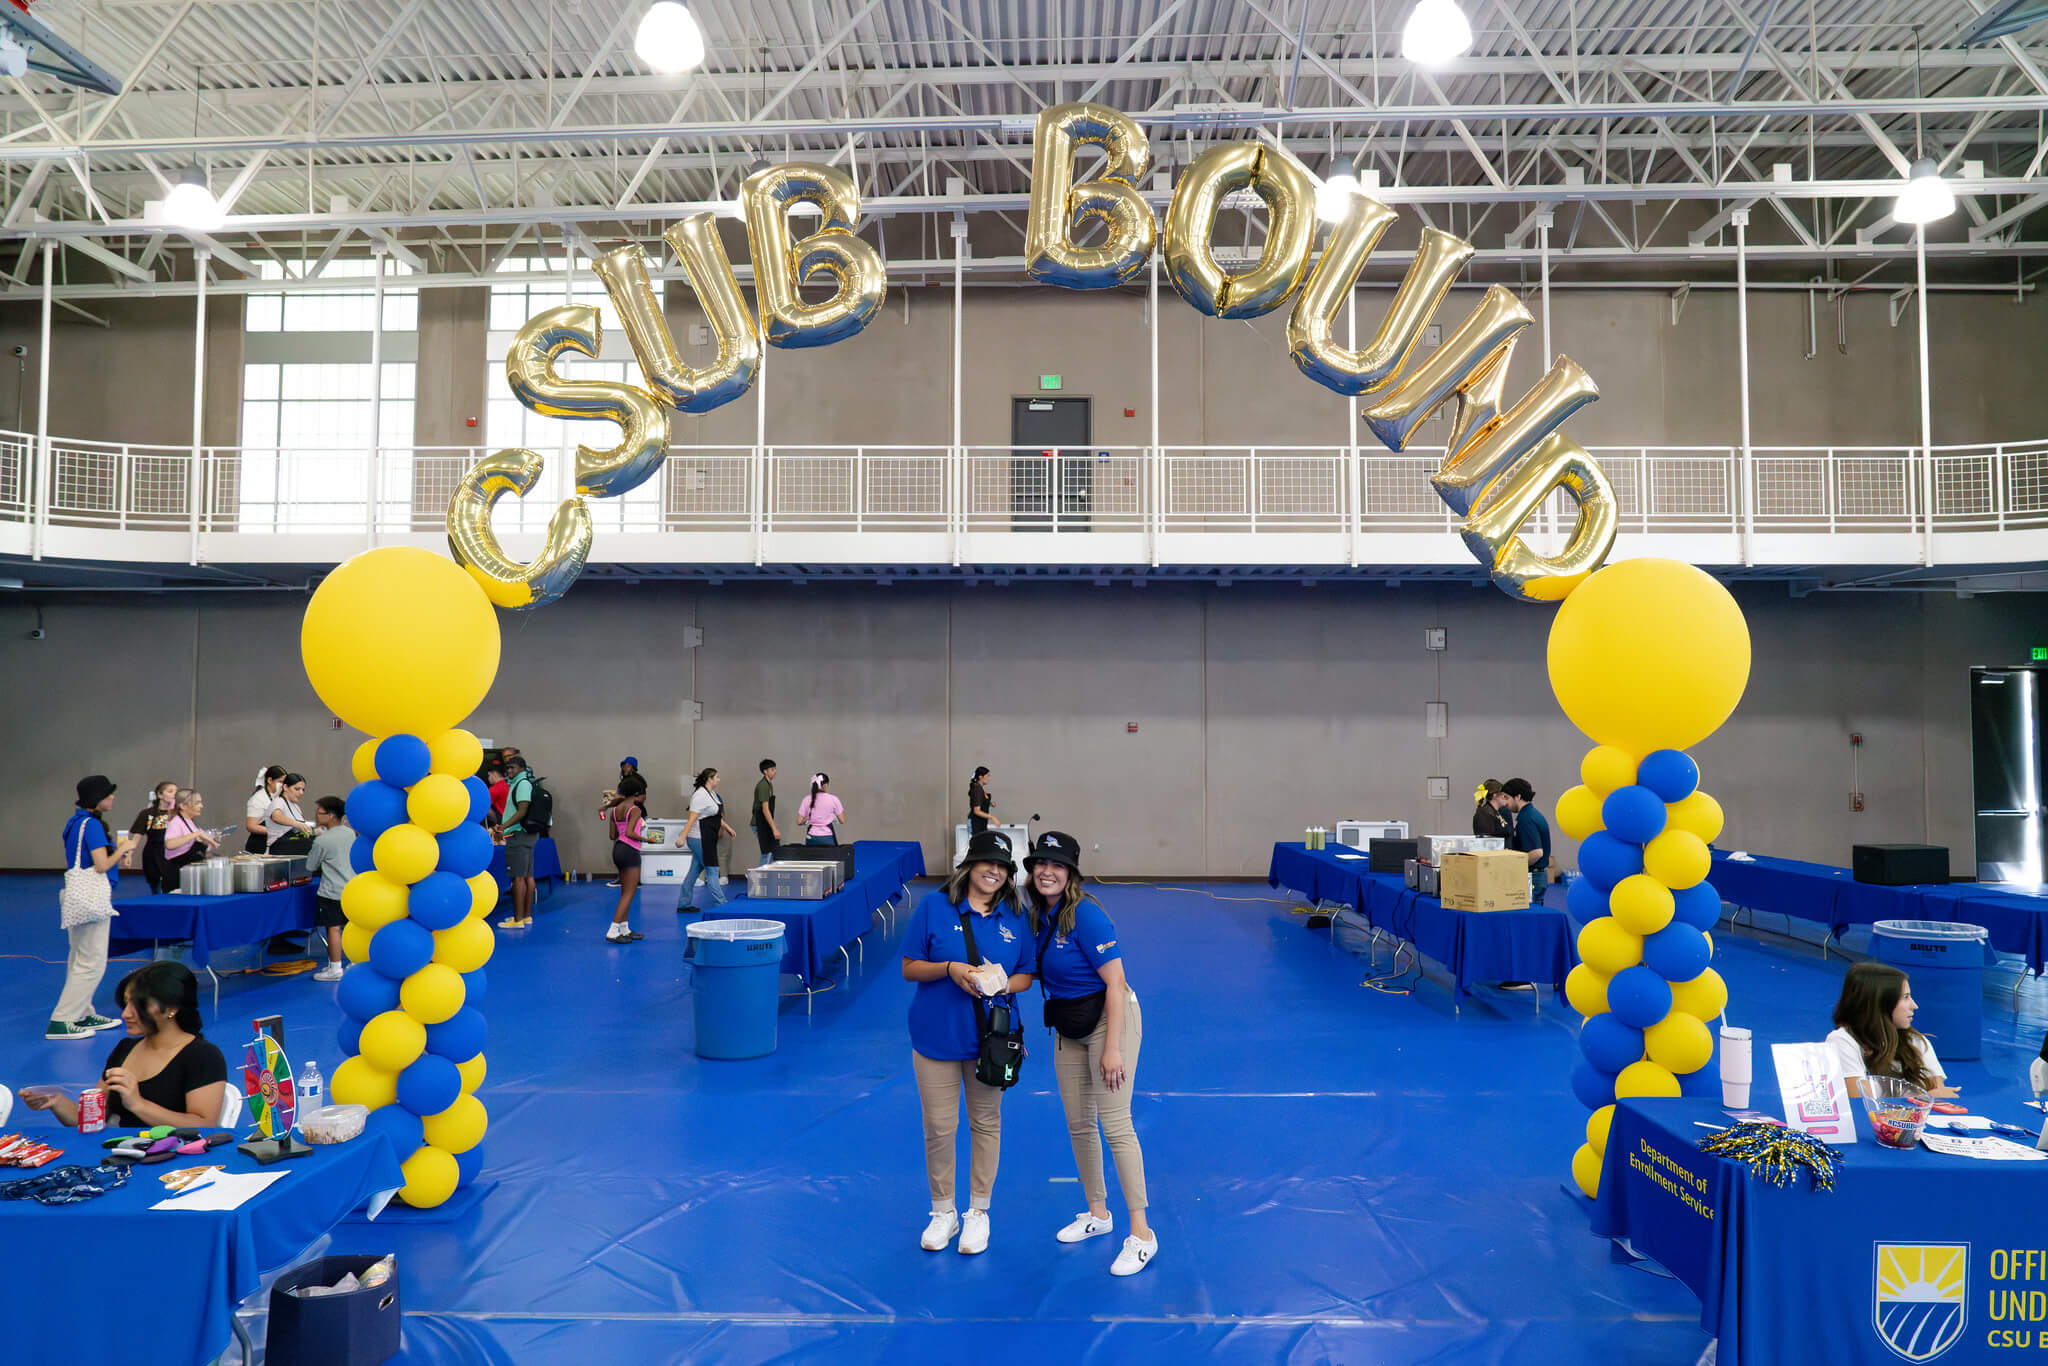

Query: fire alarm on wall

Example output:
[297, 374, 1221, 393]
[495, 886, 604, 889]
[1124, 407, 1135, 418]
[1126, 722, 1138, 733]
[1850, 732, 1862, 746]
[465, 416, 478, 427]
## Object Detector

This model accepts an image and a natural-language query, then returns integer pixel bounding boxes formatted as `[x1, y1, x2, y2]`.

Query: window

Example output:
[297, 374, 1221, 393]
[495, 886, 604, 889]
[239, 362, 416, 530]
[245, 257, 417, 333]
[487, 256, 619, 332]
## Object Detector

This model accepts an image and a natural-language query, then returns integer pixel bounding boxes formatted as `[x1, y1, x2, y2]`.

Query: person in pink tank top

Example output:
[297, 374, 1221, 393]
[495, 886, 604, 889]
[606, 774, 648, 945]
[797, 773, 846, 844]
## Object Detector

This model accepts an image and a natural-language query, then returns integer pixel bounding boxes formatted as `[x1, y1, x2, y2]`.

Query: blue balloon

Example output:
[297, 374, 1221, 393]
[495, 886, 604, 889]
[1679, 1049, 1723, 1099]
[1578, 832, 1645, 893]
[1672, 882, 1723, 932]
[1644, 922, 1713, 982]
[1571, 1061, 1620, 1111]
[396, 1053, 462, 1117]
[336, 963, 402, 1022]
[435, 821, 494, 879]
[375, 733, 433, 789]
[1607, 965, 1676, 1029]
[454, 1141, 486, 1188]
[1566, 875, 1609, 924]
[461, 968, 488, 1005]
[368, 918, 435, 979]
[463, 776, 492, 824]
[1580, 1012, 1647, 1074]
[337, 1018, 363, 1058]
[346, 780, 410, 843]
[409, 871, 470, 931]
[1602, 786, 1668, 846]
[350, 835, 379, 876]
[363, 1102, 423, 1157]
[1637, 749, 1701, 804]
[425, 1006, 487, 1063]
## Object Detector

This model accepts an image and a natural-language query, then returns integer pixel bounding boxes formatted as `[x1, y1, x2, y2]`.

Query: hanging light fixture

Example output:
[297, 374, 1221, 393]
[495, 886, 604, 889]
[162, 64, 220, 231]
[1316, 127, 1360, 222]
[1893, 26, 1955, 226]
[635, 2, 706, 74]
[1402, 0, 1474, 68]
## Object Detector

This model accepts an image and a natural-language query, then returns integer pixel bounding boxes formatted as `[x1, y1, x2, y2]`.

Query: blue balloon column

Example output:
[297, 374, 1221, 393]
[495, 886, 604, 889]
[328, 728, 496, 1209]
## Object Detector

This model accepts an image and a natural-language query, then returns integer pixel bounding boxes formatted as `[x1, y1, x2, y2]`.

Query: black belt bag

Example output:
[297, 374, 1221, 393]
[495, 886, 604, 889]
[1043, 989, 1107, 1041]
[957, 911, 1024, 1089]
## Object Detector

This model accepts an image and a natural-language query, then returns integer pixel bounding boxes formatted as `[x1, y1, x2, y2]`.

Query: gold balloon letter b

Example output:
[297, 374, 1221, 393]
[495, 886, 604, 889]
[1025, 102, 1156, 289]
[742, 162, 886, 348]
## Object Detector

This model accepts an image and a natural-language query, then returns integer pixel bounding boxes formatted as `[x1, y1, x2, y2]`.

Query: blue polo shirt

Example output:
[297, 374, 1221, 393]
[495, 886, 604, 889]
[1034, 898, 1123, 999]
[903, 889, 1036, 1062]
[1514, 803, 1552, 873]
[64, 810, 117, 886]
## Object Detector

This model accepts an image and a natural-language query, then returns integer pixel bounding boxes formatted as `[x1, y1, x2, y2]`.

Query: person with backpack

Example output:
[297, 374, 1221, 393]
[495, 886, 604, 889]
[500, 755, 551, 929]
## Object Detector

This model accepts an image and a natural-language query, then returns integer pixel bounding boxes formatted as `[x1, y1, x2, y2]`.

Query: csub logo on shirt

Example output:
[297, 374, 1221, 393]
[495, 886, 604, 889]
[998, 925, 1015, 943]
[1097, 939, 1116, 953]
[1873, 1242, 1968, 1362]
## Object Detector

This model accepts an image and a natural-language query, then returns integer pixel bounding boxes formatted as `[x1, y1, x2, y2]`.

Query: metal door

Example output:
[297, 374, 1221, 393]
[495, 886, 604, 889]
[1010, 396, 1092, 531]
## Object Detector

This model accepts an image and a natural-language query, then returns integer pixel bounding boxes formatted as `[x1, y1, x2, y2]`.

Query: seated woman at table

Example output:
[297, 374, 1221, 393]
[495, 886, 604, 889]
[1827, 962, 1959, 1100]
[162, 788, 220, 884]
[22, 962, 229, 1129]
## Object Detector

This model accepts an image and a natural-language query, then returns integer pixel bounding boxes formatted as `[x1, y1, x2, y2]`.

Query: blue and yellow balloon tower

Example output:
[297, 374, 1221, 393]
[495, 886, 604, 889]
[1548, 558, 1752, 1198]
[300, 546, 502, 1209]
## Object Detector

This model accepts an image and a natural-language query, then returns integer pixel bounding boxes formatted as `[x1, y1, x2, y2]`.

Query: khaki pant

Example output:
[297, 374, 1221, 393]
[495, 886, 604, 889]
[1053, 989, 1148, 1213]
[911, 1050, 1004, 1213]
[53, 917, 110, 1024]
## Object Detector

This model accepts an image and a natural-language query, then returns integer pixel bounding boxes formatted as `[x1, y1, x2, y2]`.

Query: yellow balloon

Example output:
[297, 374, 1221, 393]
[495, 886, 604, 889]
[341, 871, 411, 930]
[1564, 963, 1611, 1017]
[1615, 1059, 1682, 1099]
[1577, 917, 1645, 976]
[375, 824, 441, 885]
[330, 1055, 398, 1110]
[358, 1009, 427, 1073]
[400, 962, 466, 1024]
[351, 737, 380, 783]
[407, 774, 472, 835]
[1555, 784, 1605, 841]
[457, 1051, 487, 1096]
[466, 872, 499, 919]
[1571, 1141, 1603, 1199]
[341, 921, 373, 963]
[1645, 1011, 1715, 1075]
[432, 916, 495, 974]
[397, 1143, 460, 1209]
[1580, 745, 1638, 795]
[1666, 790, 1725, 844]
[300, 546, 501, 738]
[1547, 557, 1751, 754]
[421, 1094, 489, 1155]
[1669, 966, 1729, 1021]
[1586, 1103, 1615, 1155]
[1609, 875, 1676, 936]
[428, 728, 485, 780]
[1644, 830, 1711, 890]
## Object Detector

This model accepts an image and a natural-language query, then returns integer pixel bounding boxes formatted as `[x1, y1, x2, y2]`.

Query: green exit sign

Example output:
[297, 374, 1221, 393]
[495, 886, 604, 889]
[2033, 646, 2048, 661]
[1039, 374, 1062, 390]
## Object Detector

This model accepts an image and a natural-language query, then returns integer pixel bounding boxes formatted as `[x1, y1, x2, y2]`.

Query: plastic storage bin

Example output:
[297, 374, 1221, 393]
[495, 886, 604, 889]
[687, 919, 787, 1059]
[1872, 919, 1991, 1060]
[266, 1254, 400, 1366]
[744, 861, 843, 900]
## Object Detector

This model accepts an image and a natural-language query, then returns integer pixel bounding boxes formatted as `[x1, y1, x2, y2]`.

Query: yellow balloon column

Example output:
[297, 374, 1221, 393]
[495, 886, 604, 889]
[302, 547, 502, 1208]
[1549, 559, 1751, 1198]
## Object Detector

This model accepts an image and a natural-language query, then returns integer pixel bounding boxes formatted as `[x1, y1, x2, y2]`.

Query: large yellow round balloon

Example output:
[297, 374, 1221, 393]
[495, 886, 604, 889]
[397, 1143, 461, 1209]
[300, 546, 501, 738]
[1547, 558, 1751, 754]
[330, 1056, 398, 1110]
[432, 916, 495, 974]
[1666, 790, 1725, 844]
[1644, 830, 1711, 890]
[1580, 745, 1638, 796]
[1615, 1059, 1682, 1099]
[1586, 1103, 1616, 1155]
[1565, 963, 1611, 1017]
[421, 1094, 489, 1155]
[1555, 784, 1605, 841]
[1571, 1141, 1603, 1199]
[1577, 917, 1645, 976]
[400, 962, 466, 1024]
[428, 728, 485, 781]
[1645, 1011, 1715, 1075]
[374, 824, 441, 885]
[341, 871, 411, 930]
[1609, 875, 1676, 936]
[1669, 966, 1730, 1021]
[457, 1052, 487, 1096]
[341, 921, 373, 963]
[407, 774, 472, 834]
[465, 872, 499, 919]
[358, 1009, 427, 1073]
[351, 737, 381, 783]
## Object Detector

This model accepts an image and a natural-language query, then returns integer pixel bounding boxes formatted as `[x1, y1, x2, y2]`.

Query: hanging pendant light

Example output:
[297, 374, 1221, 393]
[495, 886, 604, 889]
[635, 3, 706, 75]
[1402, 0, 1474, 69]
[1893, 27, 1955, 226]
[162, 64, 220, 231]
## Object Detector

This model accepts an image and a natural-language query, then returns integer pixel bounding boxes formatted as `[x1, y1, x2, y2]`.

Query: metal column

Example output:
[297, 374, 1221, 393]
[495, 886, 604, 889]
[1734, 212, 1755, 567]
[1916, 225, 1936, 566]
[1346, 288, 1360, 566]
[1149, 251, 1160, 565]
[951, 222, 964, 566]
[31, 241, 52, 561]
[365, 248, 386, 548]
[754, 317, 768, 567]
[189, 249, 209, 565]
[1538, 216, 1553, 361]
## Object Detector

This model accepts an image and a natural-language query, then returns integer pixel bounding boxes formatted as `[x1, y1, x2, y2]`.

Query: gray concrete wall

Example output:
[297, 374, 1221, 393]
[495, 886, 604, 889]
[0, 584, 2033, 880]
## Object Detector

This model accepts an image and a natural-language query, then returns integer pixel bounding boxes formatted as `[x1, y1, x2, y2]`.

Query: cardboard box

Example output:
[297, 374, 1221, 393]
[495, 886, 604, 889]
[1440, 850, 1530, 911]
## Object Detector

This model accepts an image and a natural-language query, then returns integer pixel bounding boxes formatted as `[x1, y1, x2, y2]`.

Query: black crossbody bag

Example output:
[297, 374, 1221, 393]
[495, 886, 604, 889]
[957, 911, 1024, 1089]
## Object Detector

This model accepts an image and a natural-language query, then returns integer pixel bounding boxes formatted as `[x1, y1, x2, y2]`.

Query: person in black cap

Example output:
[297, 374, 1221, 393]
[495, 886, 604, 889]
[49, 776, 134, 1041]
[1021, 831, 1157, 1277]
[900, 828, 1036, 1257]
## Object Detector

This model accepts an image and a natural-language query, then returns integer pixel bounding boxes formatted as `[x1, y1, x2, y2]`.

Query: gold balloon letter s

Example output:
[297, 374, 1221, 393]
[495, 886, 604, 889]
[743, 162, 886, 348]
[1025, 102, 1156, 289]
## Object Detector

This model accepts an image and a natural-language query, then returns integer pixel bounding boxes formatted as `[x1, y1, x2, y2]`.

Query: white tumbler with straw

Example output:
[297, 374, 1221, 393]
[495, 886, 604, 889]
[1720, 1025, 1753, 1109]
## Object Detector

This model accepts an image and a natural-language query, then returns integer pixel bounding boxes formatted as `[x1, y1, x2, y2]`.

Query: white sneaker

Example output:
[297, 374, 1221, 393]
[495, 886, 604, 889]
[919, 1210, 960, 1251]
[1110, 1234, 1157, 1277]
[313, 963, 344, 982]
[1056, 1211, 1114, 1243]
[958, 1209, 990, 1255]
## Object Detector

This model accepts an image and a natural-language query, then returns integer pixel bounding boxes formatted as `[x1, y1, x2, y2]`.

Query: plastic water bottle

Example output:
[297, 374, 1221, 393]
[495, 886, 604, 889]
[296, 1060, 323, 1114]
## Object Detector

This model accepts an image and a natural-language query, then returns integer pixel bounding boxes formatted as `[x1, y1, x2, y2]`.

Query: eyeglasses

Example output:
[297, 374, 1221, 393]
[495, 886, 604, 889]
[0, 1163, 130, 1205]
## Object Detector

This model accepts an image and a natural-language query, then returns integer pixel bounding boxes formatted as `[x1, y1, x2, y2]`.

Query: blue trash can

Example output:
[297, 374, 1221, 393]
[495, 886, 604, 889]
[686, 919, 786, 1060]
[1871, 919, 1991, 1060]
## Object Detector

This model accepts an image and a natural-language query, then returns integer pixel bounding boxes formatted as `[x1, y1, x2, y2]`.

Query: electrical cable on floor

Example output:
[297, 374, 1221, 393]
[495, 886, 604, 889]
[1361, 939, 1419, 996]
[1091, 877, 1302, 909]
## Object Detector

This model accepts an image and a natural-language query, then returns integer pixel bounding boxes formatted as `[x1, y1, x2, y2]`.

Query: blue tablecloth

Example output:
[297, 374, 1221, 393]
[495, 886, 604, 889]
[701, 840, 925, 984]
[488, 835, 563, 890]
[7, 1126, 405, 1366]
[1269, 843, 1577, 994]
[105, 884, 318, 968]
[1591, 1096, 2048, 1365]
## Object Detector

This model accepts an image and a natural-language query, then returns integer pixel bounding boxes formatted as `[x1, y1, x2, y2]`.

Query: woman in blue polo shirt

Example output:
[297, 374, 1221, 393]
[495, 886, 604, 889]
[1021, 831, 1157, 1277]
[900, 828, 1035, 1258]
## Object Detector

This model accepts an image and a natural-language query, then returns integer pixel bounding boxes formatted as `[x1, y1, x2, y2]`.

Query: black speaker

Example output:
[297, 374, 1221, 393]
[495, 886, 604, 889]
[779, 844, 855, 878]
[1368, 838, 1420, 874]
[1851, 843, 1950, 886]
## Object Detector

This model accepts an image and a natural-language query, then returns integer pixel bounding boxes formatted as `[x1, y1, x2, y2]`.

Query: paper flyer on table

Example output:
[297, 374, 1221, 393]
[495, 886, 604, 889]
[1920, 1132, 2048, 1161]
[151, 1169, 291, 1211]
[1771, 1042, 1857, 1144]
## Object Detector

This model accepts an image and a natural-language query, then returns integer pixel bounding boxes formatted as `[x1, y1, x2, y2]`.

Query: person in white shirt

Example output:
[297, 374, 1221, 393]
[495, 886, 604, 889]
[264, 772, 315, 853]
[244, 766, 285, 853]
[682, 768, 735, 908]
[1826, 961, 1959, 1099]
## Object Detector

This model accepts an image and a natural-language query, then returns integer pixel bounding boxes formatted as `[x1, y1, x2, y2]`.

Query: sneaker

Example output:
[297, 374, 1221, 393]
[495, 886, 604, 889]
[74, 1013, 120, 1031]
[958, 1209, 990, 1255]
[1110, 1234, 1158, 1277]
[919, 1210, 960, 1251]
[606, 880, 621, 888]
[45, 1019, 94, 1040]
[625, 930, 644, 941]
[312, 964, 345, 982]
[1056, 1212, 1114, 1244]
[605, 924, 633, 943]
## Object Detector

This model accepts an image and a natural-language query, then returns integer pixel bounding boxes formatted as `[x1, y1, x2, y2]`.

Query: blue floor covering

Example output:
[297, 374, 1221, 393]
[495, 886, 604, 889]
[4, 870, 2046, 1365]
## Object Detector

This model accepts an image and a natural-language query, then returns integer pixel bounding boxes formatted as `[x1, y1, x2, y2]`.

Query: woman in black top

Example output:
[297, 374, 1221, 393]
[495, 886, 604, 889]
[127, 781, 179, 893]
[968, 767, 994, 836]
[1473, 779, 1512, 840]
[23, 962, 229, 1129]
